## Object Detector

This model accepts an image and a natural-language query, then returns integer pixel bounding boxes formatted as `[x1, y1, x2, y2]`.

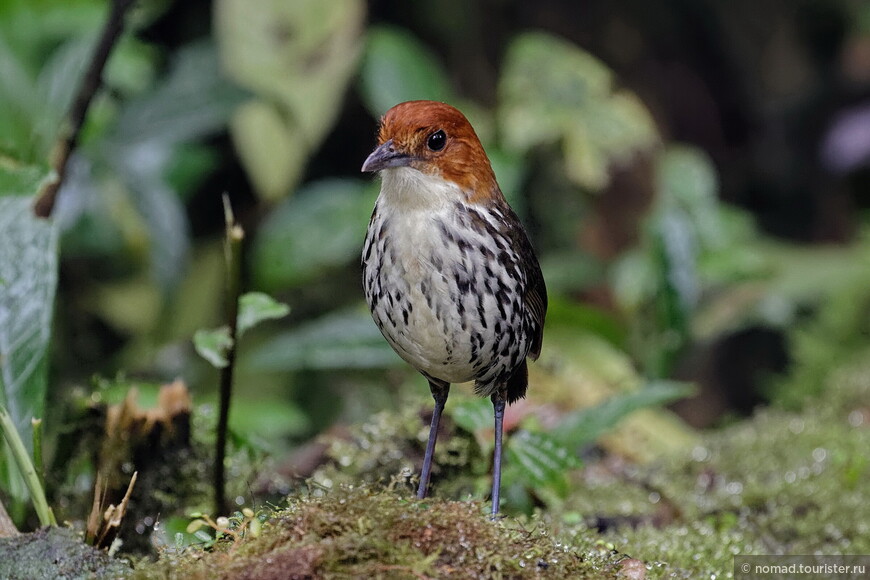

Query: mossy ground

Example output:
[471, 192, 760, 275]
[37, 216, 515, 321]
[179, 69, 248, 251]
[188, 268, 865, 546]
[559, 355, 870, 578]
[0, 348, 829, 578]
[121, 354, 870, 579]
[130, 489, 632, 579]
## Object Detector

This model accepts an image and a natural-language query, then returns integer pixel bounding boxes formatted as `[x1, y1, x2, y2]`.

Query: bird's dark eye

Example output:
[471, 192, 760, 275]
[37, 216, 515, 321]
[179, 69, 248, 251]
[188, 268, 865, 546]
[427, 129, 446, 151]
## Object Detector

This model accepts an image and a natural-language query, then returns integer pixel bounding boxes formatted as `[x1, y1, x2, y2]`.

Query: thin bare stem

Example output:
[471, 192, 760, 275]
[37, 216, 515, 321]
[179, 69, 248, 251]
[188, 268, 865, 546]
[33, 0, 137, 218]
[86, 471, 106, 545]
[31, 418, 44, 492]
[0, 405, 56, 526]
[215, 194, 244, 516]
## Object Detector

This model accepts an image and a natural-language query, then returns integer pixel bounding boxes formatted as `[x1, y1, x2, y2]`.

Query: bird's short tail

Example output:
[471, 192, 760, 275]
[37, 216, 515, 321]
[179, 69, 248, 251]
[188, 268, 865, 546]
[505, 359, 528, 404]
[473, 359, 529, 404]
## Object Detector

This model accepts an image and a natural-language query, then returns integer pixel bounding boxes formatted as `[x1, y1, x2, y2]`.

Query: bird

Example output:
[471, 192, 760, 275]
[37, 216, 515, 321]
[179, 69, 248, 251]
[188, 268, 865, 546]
[360, 100, 547, 515]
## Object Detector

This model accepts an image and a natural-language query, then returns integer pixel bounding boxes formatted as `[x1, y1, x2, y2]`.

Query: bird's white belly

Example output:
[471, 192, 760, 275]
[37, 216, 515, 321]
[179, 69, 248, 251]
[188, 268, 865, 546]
[363, 201, 527, 387]
[376, 227, 480, 384]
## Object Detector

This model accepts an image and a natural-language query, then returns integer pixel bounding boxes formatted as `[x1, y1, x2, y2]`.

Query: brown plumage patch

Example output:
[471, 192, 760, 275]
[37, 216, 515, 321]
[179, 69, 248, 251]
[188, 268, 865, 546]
[376, 100, 502, 205]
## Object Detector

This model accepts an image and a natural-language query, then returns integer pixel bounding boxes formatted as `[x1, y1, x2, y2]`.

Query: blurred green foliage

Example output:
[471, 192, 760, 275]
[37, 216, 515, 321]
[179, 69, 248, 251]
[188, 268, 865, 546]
[0, 0, 868, 537]
[766, 237, 870, 407]
[499, 32, 658, 190]
[444, 380, 691, 505]
[215, 0, 365, 200]
[193, 292, 289, 368]
[613, 146, 766, 376]
[359, 26, 454, 114]
[250, 180, 378, 291]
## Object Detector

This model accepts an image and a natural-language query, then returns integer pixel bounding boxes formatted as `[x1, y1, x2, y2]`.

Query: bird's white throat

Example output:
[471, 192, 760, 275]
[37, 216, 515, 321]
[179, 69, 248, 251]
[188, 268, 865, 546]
[378, 166, 464, 212]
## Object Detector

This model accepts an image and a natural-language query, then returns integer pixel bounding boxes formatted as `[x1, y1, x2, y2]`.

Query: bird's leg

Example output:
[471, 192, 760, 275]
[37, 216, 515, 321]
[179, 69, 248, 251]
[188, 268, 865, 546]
[490, 390, 507, 517]
[418, 379, 450, 499]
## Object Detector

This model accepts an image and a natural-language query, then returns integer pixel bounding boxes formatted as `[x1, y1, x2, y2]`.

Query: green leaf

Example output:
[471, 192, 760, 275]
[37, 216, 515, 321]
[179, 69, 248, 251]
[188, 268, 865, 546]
[499, 32, 658, 191]
[618, 146, 733, 375]
[652, 204, 700, 316]
[486, 147, 528, 212]
[237, 292, 290, 336]
[507, 430, 578, 495]
[251, 179, 378, 291]
[36, 36, 92, 130]
[541, 296, 626, 348]
[229, 101, 308, 202]
[0, 1, 106, 65]
[103, 36, 159, 97]
[0, 194, 57, 448]
[539, 250, 605, 295]
[0, 161, 52, 199]
[193, 326, 233, 369]
[216, 0, 365, 199]
[449, 398, 492, 435]
[696, 207, 765, 285]
[164, 144, 220, 200]
[553, 380, 694, 448]
[158, 516, 209, 549]
[656, 147, 765, 289]
[0, 192, 58, 511]
[611, 249, 657, 313]
[246, 307, 401, 371]
[186, 519, 207, 534]
[658, 147, 718, 213]
[656, 146, 724, 263]
[358, 26, 453, 116]
[124, 178, 190, 294]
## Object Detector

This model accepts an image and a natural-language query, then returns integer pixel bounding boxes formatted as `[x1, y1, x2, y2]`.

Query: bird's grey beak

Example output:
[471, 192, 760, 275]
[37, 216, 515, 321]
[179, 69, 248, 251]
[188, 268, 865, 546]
[361, 139, 412, 173]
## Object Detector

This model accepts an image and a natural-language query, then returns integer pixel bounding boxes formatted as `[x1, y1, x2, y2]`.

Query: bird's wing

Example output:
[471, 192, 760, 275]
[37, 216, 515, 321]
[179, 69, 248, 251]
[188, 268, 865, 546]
[521, 244, 547, 360]
[504, 205, 547, 361]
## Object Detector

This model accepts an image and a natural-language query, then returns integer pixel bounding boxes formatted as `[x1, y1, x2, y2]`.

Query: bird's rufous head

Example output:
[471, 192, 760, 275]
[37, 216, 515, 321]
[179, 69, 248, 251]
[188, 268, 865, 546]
[361, 101, 500, 204]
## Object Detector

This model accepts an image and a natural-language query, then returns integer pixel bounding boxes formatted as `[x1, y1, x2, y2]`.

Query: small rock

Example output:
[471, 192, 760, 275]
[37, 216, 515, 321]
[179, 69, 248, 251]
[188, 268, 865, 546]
[617, 557, 647, 579]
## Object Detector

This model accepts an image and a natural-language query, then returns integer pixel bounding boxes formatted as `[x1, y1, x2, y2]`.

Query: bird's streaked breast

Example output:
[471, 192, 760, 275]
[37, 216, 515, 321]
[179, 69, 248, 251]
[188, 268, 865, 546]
[362, 176, 533, 391]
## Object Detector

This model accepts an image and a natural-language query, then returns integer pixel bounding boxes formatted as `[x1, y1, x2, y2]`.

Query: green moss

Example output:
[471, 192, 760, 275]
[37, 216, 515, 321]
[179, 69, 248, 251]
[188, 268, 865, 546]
[132, 488, 635, 579]
[312, 406, 484, 499]
[553, 353, 870, 578]
[768, 270, 870, 408]
[129, 351, 870, 578]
